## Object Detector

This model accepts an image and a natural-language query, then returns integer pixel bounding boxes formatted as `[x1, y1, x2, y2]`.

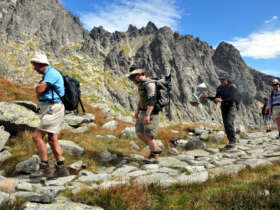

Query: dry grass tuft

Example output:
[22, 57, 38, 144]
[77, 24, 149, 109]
[0, 77, 36, 102]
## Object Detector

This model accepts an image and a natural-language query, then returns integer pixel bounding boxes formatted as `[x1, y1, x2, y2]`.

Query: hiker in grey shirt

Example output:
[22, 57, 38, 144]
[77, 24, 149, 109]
[267, 79, 280, 139]
[127, 66, 162, 161]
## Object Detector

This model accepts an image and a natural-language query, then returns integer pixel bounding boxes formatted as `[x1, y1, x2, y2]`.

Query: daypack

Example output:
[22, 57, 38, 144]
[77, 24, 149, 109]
[146, 74, 172, 111]
[51, 72, 85, 113]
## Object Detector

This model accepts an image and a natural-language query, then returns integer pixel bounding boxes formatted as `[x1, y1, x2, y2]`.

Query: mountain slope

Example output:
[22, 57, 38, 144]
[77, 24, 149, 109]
[0, 0, 278, 127]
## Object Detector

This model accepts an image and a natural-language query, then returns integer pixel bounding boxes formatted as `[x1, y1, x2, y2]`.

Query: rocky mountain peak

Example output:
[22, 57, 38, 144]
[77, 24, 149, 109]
[144, 21, 158, 33]
[0, 0, 278, 129]
[213, 41, 246, 73]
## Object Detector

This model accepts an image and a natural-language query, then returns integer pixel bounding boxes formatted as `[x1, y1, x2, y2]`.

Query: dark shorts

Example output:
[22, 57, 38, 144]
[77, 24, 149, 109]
[135, 111, 160, 138]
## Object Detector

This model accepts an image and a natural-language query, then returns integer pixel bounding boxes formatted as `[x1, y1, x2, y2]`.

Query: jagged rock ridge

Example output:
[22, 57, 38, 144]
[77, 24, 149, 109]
[0, 0, 279, 128]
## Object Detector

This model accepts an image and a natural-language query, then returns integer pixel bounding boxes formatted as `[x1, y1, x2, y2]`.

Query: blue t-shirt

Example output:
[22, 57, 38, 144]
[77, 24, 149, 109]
[39, 66, 65, 105]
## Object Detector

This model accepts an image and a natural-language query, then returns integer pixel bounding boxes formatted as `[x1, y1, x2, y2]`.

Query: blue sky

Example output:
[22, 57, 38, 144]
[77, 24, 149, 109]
[60, 0, 280, 77]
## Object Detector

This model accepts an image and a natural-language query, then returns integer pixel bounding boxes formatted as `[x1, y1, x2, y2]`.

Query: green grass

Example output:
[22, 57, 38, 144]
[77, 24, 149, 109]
[59, 163, 280, 210]
[0, 198, 26, 210]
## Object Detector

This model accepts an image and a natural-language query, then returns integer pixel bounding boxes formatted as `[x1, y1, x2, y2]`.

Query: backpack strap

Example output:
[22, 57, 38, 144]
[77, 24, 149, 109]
[79, 99, 86, 113]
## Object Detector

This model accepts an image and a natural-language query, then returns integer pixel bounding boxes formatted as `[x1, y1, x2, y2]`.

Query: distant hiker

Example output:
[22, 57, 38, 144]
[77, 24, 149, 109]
[266, 79, 280, 139]
[29, 53, 69, 179]
[127, 66, 162, 161]
[261, 97, 272, 132]
[202, 73, 239, 151]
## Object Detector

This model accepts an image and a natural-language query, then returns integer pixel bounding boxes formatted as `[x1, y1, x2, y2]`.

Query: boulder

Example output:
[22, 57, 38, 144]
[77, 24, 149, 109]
[16, 155, 40, 174]
[0, 126, 10, 151]
[184, 138, 206, 150]
[102, 120, 117, 130]
[64, 113, 94, 128]
[14, 101, 39, 113]
[0, 150, 12, 162]
[194, 125, 204, 135]
[209, 131, 225, 144]
[0, 102, 39, 134]
[121, 127, 136, 138]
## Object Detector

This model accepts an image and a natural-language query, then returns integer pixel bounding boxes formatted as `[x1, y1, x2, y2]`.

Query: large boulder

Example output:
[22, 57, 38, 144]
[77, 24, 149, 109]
[14, 101, 39, 113]
[0, 102, 39, 134]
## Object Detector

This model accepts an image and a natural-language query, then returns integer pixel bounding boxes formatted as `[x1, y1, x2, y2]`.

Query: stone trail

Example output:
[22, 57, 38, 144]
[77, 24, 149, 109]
[0, 131, 279, 209]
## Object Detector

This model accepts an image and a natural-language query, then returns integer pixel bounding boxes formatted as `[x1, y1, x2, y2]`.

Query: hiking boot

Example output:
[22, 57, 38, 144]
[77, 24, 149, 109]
[144, 151, 160, 163]
[219, 143, 235, 152]
[48, 164, 70, 180]
[29, 163, 52, 179]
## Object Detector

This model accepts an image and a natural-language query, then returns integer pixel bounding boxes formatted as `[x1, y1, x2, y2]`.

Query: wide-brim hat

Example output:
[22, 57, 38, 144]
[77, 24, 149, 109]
[126, 68, 145, 78]
[30, 54, 49, 65]
[272, 79, 280, 85]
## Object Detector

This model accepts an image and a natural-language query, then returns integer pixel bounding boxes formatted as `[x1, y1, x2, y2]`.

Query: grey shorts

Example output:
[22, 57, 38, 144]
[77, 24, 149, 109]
[135, 111, 160, 138]
[272, 108, 280, 121]
[38, 103, 65, 134]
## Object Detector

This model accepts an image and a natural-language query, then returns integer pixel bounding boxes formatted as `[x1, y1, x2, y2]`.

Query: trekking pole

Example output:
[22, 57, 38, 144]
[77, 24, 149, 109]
[167, 74, 172, 120]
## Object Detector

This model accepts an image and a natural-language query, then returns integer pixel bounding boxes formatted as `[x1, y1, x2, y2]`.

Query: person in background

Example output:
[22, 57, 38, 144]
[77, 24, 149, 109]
[29, 53, 69, 179]
[202, 73, 239, 151]
[266, 79, 280, 139]
[261, 97, 272, 132]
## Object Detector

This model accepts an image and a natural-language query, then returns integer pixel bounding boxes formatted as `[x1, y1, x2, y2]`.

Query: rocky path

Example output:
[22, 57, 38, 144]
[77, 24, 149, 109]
[0, 130, 279, 209]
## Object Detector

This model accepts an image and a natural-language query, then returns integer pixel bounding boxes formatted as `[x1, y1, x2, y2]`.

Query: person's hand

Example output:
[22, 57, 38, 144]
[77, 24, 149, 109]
[214, 98, 222, 103]
[144, 115, 150, 125]
[266, 107, 272, 115]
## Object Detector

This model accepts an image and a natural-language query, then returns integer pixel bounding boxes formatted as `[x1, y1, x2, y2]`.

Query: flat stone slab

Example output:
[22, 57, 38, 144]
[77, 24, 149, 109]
[176, 171, 208, 184]
[135, 173, 177, 187]
[209, 164, 246, 176]
[22, 200, 104, 210]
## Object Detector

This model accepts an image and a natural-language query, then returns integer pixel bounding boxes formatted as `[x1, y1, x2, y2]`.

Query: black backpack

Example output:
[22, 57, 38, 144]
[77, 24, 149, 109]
[51, 71, 85, 113]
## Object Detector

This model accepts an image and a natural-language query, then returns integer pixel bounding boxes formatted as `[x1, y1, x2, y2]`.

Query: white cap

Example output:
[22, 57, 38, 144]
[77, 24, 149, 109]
[272, 79, 280, 85]
[30, 53, 49, 65]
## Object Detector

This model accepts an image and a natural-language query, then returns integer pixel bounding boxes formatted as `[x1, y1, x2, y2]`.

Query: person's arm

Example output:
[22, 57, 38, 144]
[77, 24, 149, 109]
[35, 81, 49, 96]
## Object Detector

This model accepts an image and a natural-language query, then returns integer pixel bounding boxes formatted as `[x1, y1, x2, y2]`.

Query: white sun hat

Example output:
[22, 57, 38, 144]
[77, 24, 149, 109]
[30, 53, 49, 65]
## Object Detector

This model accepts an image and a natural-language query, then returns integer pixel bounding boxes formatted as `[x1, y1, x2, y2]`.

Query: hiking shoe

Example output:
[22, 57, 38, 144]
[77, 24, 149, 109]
[48, 164, 70, 180]
[219, 143, 235, 151]
[29, 163, 52, 179]
[147, 150, 161, 159]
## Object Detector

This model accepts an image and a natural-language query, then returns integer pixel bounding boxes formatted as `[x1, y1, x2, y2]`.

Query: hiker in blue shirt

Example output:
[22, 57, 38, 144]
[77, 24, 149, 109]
[29, 53, 69, 179]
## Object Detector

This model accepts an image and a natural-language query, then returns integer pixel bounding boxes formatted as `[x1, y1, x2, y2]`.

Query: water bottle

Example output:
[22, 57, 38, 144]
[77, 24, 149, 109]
[48, 106, 53, 114]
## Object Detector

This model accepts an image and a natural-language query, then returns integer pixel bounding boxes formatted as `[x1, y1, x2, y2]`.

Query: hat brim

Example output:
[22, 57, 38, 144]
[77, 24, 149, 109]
[30, 59, 49, 65]
[126, 69, 145, 78]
